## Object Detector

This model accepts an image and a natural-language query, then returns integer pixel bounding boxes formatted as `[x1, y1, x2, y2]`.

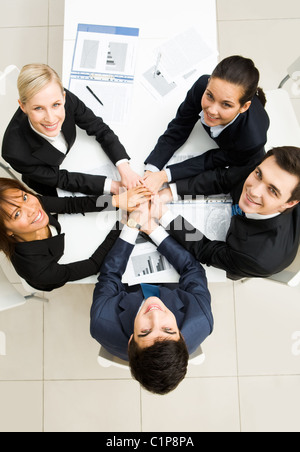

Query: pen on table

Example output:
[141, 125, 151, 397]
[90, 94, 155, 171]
[86, 85, 104, 106]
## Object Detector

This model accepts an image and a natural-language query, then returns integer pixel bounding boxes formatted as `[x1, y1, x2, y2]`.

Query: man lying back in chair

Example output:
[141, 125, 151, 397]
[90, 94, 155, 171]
[90, 209, 213, 395]
[155, 146, 300, 280]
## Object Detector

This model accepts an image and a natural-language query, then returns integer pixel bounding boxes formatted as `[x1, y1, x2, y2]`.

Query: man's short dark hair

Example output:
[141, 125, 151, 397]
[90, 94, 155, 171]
[128, 334, 189, 395]
[263, 146, 300, 202]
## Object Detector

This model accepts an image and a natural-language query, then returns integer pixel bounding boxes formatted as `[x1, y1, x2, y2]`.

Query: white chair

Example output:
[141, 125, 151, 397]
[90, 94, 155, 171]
[268, 246, 300, 287]
[97, 344, 205, 368]
[0, 65, 20, 180]
[0, 265, 26, 312]
[97, 346, 129, 369]
[20, 278, 49, 302]
[265, 89, 300, 150]
[188, 345, 205, 365]
[0, 253, 49, 303]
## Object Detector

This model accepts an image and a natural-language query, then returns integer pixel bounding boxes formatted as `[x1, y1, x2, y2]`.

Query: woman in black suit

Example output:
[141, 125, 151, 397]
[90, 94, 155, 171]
[143, 55, 270, 193]
[1, 64, 142, 196]
[0, 178, 151, 291]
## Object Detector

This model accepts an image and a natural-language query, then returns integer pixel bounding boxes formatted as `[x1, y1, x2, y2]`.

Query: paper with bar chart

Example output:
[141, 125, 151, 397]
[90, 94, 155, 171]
[69, 24, 139, 123]
[123, 234, 179, 285]
[123, 197, 232, 285]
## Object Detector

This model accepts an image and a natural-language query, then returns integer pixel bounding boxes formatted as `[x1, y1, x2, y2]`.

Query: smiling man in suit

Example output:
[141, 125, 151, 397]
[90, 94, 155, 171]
[90, 208, 213, 395]
[153, 146, 300, 280]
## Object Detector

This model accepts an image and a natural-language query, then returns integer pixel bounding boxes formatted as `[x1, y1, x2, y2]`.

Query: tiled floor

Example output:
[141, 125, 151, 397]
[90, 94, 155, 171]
[0, 0, 300, 432]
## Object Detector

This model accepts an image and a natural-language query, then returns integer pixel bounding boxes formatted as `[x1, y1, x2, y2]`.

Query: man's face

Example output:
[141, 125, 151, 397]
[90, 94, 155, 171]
[129, 297, 180, 348]
[239, 156, 299, 215]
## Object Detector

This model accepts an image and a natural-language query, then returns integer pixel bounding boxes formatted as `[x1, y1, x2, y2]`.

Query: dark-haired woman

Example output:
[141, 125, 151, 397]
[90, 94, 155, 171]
[143, 55, 270, 193]
[0, 178, 151, 291]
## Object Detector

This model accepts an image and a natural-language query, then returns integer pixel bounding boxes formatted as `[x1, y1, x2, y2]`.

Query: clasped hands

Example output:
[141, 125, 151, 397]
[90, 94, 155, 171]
[115, 161, 168, 193]
[112, 184, 170, 235]
[112, 166, 173, 232]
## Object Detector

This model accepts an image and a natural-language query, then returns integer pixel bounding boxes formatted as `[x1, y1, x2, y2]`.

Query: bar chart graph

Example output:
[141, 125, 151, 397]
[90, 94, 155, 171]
[131, 251, 172, 277]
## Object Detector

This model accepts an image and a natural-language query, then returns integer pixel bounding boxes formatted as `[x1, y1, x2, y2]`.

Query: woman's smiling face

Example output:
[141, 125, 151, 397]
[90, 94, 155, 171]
[18, 81, 66, 137]
[201, 77, 251, 127]
[3, 189, 49, 240]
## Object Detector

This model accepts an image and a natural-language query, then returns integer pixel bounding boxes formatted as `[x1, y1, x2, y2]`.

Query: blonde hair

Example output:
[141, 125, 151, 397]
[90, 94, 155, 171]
[18, 64, 64, 104]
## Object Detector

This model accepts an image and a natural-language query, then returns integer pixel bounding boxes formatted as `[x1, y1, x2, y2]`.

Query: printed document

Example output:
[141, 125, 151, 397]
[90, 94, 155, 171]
[69, 24, 139, 123]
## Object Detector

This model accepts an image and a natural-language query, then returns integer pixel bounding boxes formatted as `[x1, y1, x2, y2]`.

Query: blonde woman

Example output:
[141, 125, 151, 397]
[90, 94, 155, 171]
[2, 64, 142, 196]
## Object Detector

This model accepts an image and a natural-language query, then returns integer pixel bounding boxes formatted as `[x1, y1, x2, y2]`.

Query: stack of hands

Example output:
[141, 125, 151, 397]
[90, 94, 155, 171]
[114, 161, 168, 194]
[111, 164, 173, 234]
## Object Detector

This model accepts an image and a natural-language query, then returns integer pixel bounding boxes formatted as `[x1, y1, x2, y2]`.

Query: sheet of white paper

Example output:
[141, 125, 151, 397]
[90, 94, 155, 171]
[141, 66, 177, 101]
[69, 78, 134, 124]
[156, 28, 216, 84]
[123, 235, 179, 286]
[170, 197, 232, 242]
[123, 197, 232, 286]
[69, 24, 139, 123]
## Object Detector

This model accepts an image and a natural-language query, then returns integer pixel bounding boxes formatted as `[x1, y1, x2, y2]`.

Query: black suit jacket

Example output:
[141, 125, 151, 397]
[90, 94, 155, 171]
[11, 195, 121, 291]
[145, 75, 269, 184]
[2, 89, 130, 196]
[167, 182, 300, 280]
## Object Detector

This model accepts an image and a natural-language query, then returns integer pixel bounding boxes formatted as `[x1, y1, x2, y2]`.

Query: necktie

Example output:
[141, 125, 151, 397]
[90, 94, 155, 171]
[140, 283, 160, 299]
[231, 204, 245, 217]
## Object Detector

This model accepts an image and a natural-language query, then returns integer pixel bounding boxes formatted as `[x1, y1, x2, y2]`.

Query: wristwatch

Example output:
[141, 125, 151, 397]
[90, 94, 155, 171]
[127, 218, 141, 230]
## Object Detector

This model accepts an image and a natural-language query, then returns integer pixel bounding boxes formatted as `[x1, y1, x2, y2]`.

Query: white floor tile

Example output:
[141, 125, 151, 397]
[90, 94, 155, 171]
[234, 279, 300, 376]
[49, 0, 65, 26]
[141, 377, 240, 432]
[0, 298, 43, 380]
[0, 381, 43, 432]
[48, 26, 64, 77]
[218, 19, 300, 91]
[239, 376, 300, 432]
[0, 27, 48, 72]
[187, 281, 237, 377]
[0, 0, 48, 28]
[43, 285, 132, 380]
[44, 380, 141, 432]
[217, 0, 300, 20]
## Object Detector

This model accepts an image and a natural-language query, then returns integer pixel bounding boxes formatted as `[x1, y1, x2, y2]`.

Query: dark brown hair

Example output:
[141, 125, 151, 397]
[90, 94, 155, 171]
[262, 146, 300, 202]
[0, 178, 38, 259]
[211, 55, 267, 107]
[128, 333, 189, 395]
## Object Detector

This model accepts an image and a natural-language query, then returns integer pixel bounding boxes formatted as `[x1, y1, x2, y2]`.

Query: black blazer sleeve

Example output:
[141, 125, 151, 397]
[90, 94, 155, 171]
[144, 75, 208, 169]
[166, 203, 300, 280]
[2, 89, 130, 196]
[167, 94, 269, 181]
[12, 223, 122, 292]
[65, 89, 130, 165]
[144, 74, 269, 179]
[11, 195, 121, 291]
[166, 215, 259, 279]
[39, 193, 116, 215]
[157, 235, 212, 320]
[174, 165, 253, 197]
[1, 109, 108, 196]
